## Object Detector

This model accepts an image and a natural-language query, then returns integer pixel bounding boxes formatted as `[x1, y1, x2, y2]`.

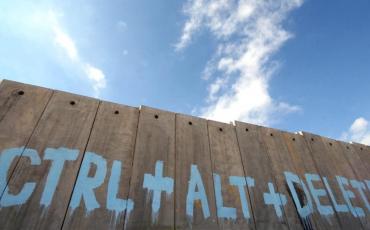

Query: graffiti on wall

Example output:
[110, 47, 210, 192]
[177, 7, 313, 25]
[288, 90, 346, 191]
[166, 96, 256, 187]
[1, 147, 369, 223]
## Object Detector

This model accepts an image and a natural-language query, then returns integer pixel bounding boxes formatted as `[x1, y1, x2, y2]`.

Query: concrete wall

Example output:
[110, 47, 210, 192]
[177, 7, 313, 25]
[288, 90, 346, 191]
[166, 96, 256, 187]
[0, 80, 369, 230]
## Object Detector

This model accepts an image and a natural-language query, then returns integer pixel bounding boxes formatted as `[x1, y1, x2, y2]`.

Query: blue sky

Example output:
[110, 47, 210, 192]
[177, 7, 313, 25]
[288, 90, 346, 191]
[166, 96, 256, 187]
[1, 0, 370, 144]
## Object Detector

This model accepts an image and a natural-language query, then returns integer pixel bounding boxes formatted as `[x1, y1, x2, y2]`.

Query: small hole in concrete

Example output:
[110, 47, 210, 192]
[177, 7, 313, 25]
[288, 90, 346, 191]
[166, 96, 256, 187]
[346, 146, 349, 149]
[188, 121, 192, 125]
[114, 110, 119, 115]
[270, 133, 273, 137]
[70, 101, 76, 106]
[154, 114, 159, 119]
[292, 138, 296, 141]
[311, 138, 314, 141]
[360, 147, 363, 151]
[219, 128, 223, 132]
[245, 128, 249, 132]
[18, 90, 24, 95]
[329, 142, 333, 146]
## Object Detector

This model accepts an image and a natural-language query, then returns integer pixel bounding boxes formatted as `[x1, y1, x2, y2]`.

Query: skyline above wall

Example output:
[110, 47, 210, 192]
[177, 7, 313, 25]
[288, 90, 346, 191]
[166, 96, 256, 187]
[1, 1, 370, 146]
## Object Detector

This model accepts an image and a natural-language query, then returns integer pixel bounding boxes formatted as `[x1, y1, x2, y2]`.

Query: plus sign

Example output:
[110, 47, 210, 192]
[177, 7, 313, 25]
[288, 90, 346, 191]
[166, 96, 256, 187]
[143, 160, 174, 220]
[263, 182, 287, 218]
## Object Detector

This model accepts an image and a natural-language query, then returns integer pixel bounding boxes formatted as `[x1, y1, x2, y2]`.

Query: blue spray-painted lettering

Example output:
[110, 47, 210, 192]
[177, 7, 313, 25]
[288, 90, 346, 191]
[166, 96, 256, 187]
[285, 172, 313, 218]
[0, 147, 24, 196]
[143, 160, 173, 222]
[107, 160, 134, 219]
[336, 176, 364, 217]
[350, 179, 370, 212]
[40, 147, 78, 207]
[365, 180, 370, 191]
[305, 173, 334, 216]
[186, 164, 210, 218]
[69, 152, 107, 214]
[322, 177, 348, 213]
[213, 173, 236, 219]
[263, 182, 287, 218]
[0, 148, 41, 207]
[229, 176, 254, 219]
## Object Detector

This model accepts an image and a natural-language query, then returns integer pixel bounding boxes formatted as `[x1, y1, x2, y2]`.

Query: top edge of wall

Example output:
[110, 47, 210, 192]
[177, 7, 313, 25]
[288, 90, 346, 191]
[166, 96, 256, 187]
[1, 79, 368, 148]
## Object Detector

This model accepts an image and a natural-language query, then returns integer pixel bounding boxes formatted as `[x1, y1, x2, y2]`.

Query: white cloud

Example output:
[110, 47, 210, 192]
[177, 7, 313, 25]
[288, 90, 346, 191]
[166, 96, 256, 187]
[48, 10, 106, 97]
[176, 0, 303, 124]
[341, 117, 370, 145]
[52, 25, 78, 61]
[83, 64, 107, 94]
[0, 5, 107, 97]
[117, 20, 127, 31]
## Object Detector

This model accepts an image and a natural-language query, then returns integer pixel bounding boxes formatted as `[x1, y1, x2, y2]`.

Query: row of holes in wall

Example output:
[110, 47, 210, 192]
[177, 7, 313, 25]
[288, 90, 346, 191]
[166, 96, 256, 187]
[16, 90, 365, 151]
[68, 100, 120, 115]
[152, 114, 364, 151]
[83, 106, 366, 151]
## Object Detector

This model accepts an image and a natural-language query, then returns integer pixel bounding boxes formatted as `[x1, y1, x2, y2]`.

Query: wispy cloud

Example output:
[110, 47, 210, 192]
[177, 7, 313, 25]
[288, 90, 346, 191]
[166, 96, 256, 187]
[176, 0, 303, 124]
[341, 117, 370, 145]
[0, 4, 106, 97]
[49, 11, 106, 97]
[52, 24, 78, 61]
[117, 20, 128, 31]
[83, 64, 107, 94]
